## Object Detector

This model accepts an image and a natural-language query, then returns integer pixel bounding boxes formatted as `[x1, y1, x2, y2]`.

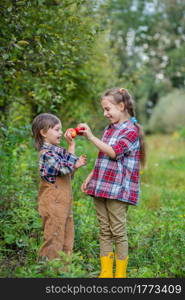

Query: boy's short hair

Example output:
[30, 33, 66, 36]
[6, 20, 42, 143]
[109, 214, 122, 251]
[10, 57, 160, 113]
[32, 113, 60, 150]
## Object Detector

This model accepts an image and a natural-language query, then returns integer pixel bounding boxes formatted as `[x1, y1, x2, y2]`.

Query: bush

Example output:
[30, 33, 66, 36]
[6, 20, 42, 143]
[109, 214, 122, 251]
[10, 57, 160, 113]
[148, 89, 185, 133]
[178, 127, 185, 140]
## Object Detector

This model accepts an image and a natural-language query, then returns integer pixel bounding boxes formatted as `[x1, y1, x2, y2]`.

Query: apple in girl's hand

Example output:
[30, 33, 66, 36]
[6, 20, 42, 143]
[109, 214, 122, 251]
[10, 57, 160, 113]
[67, 128, 77, 138]
[75, 127, 85, 136]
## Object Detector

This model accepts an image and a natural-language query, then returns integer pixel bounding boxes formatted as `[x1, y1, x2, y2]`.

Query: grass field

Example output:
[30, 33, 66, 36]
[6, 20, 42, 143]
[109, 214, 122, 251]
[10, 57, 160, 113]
[0, 134, 185, 277]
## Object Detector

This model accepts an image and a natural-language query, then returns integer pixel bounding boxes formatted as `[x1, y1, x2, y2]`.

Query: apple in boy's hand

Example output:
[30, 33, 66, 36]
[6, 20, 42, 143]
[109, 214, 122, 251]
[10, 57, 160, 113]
[66, 127, 85, 138]
[67, 128, 77, 138]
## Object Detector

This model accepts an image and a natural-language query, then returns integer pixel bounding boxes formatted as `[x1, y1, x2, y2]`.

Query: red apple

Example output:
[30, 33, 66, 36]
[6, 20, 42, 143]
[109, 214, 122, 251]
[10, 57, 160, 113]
[67, 128, 77, 138]
[75, 127, 85, 135]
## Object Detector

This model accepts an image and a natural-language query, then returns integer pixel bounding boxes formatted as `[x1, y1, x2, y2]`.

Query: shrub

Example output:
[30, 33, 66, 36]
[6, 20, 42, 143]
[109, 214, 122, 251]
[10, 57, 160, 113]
[148, 89, 185, 133]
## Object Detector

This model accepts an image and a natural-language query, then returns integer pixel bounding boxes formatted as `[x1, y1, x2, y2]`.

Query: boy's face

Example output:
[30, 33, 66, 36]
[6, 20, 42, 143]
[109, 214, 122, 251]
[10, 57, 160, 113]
[41, 122, 63, 145]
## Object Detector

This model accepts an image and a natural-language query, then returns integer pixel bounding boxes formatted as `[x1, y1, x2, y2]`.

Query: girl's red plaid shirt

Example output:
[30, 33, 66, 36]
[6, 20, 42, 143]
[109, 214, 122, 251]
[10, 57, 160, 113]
[86, 120, 141, 206]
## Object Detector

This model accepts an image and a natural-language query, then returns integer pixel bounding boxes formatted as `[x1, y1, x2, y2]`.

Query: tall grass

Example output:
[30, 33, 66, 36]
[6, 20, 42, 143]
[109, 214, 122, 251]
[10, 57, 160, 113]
[0, 133, 184, 277]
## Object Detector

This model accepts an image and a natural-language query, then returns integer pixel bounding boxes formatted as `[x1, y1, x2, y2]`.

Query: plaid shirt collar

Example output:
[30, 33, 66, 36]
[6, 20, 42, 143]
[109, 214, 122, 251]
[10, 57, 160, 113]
[41, 142, 62, 153]
[106, 119, 131, 130]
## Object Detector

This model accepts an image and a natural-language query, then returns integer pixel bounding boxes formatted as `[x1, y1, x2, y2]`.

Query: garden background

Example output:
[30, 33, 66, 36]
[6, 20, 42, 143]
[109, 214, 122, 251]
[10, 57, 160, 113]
[0, 0, 185, 278]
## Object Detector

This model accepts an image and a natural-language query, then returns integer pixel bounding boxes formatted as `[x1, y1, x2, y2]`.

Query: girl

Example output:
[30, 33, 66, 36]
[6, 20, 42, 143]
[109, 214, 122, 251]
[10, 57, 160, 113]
[79, 88, 146, 278]
[32, 113, 86, 261]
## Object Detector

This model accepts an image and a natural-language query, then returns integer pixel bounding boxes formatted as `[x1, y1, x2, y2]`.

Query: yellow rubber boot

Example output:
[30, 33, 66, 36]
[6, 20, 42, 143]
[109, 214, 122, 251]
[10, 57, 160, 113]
[98, 252, 114, 278]
[115, 256, 128, 278]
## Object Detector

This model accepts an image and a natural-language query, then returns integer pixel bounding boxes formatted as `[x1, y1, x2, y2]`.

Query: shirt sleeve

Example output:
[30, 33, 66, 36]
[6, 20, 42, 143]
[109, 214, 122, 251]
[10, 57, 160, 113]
[39, 151, 78, 178]
[111, 129, 139, 160]
[61, 148, 78, 167]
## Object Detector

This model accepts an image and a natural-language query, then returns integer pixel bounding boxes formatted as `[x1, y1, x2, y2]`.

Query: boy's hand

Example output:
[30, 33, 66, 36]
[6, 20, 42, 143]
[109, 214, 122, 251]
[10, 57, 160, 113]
[75, 154, 87, 169]
[64, 129, 75, 145]
[77, 123, 94, 140]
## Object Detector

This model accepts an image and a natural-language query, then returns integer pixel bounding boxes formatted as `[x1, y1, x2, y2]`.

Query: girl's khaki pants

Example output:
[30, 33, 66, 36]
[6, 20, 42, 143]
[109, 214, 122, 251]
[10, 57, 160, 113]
[94, 197, 128, 259]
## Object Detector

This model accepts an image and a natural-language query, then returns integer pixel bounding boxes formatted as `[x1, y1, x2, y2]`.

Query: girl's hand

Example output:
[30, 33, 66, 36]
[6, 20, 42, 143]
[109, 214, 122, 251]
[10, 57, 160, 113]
[81, 179, 89, 193]
[75, 154, 87, 169]
[64, 129, 75, 145]
[81, 172, 93, 193]
[77, 123, 94, 140]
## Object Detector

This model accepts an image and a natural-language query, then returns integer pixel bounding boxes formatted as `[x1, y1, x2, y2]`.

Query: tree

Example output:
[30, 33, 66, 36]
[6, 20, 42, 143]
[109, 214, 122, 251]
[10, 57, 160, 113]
[0, 0, 102, 124]
[102, 0, 185, 123]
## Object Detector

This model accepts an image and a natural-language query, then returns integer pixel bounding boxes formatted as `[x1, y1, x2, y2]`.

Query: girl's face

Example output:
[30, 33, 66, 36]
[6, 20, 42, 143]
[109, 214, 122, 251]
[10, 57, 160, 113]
[101, 97, 126, 124]
[41, 122, 63, 145]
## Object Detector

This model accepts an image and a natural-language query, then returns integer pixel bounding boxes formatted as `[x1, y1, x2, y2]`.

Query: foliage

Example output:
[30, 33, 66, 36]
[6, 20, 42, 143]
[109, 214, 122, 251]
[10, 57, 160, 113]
[1, 0, 185, 128]
[178, 127, 185, 140]
[148, 89, 185, 133]
[0, 0, 107, 125]
[103, 0, 185, 123]
[0, 133, 185, 278]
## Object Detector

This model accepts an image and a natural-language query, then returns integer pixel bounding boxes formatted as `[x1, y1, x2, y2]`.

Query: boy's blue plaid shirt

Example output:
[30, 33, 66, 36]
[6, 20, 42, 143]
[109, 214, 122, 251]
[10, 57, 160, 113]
[39, 143, 78, 183]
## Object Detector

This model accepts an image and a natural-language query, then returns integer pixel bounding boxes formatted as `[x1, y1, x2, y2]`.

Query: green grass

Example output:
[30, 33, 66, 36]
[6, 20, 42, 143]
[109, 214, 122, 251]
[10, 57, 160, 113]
[0, 134, 184, 277]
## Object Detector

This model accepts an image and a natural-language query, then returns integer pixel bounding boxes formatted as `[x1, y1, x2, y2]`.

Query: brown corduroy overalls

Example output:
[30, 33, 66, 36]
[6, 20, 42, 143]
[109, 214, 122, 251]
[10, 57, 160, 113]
[37, 151, 74, 260]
